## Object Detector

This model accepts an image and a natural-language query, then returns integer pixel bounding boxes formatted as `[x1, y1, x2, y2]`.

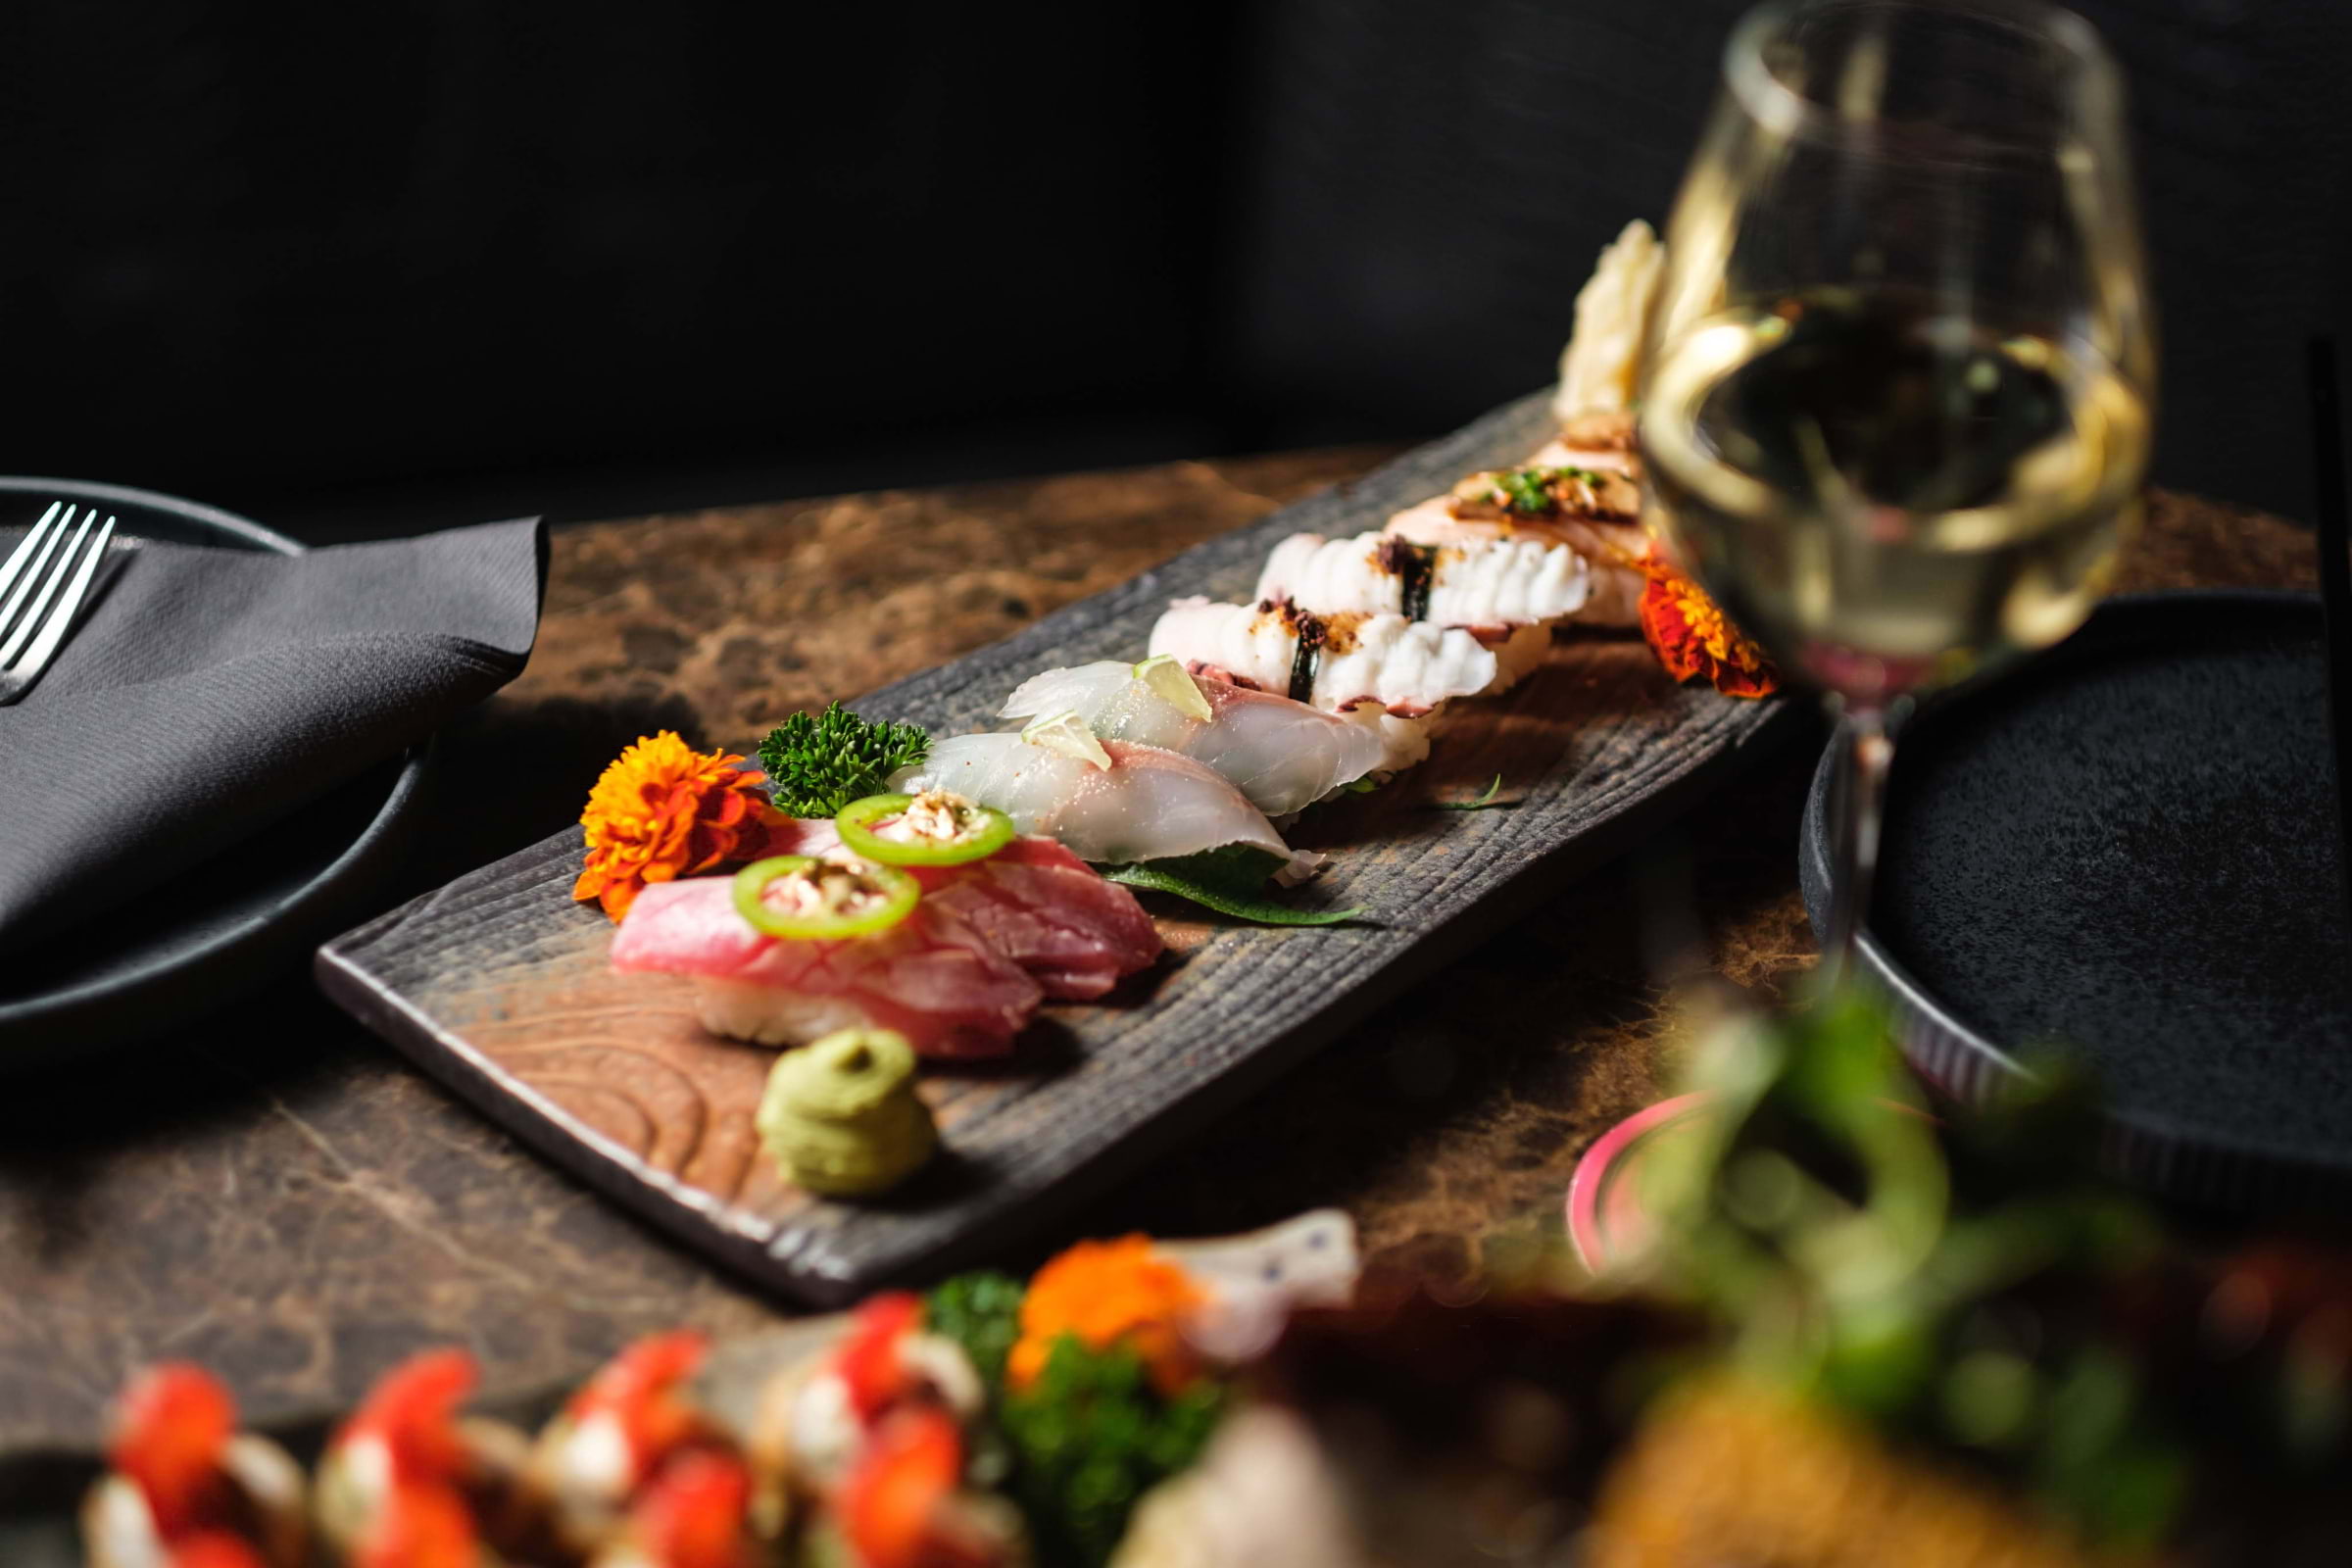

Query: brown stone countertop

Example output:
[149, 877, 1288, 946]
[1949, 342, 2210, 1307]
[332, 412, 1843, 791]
[0, 458, 2322, 1454]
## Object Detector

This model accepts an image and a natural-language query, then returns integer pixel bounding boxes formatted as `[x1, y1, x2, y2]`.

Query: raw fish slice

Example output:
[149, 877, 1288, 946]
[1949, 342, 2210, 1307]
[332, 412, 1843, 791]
[612, 879, 1041, 1057]
[891, 735, 1289, 865]
[913, 837, 1162, 1000]
[999, 662, 1390, 815]
[1147, 598, 1495, 717]
[1254, 532, 1592, 631]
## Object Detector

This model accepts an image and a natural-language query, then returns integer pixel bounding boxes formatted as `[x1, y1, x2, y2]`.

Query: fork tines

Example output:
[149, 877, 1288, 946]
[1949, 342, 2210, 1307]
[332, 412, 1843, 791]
[0, 502, 120, 705]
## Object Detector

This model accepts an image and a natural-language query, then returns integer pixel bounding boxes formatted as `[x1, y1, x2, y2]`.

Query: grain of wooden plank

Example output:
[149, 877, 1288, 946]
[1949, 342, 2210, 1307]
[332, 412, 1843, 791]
[316, 392, 1798, 1303]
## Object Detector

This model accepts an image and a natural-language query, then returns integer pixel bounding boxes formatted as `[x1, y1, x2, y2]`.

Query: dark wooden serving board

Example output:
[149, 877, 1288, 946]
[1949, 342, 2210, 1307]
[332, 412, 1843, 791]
[317, 391, 1797, 1305]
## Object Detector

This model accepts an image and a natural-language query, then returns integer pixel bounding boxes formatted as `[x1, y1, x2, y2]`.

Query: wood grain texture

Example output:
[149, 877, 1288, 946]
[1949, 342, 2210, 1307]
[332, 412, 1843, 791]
[317, 393, 1795, 1302]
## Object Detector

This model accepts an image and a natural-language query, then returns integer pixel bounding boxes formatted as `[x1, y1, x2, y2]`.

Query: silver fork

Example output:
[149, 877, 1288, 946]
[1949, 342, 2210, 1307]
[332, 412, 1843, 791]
[0, 502, 119, 706]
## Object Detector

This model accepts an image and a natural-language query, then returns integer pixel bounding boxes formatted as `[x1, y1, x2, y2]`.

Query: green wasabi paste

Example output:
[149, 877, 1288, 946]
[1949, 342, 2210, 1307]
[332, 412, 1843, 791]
[756, 1028, 937, 1198]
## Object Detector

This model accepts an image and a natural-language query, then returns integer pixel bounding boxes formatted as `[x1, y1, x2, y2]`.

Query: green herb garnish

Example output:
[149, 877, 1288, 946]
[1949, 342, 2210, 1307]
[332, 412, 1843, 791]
[1098, 845, 1362, 927]
[1000, 1336, 1229, 1568]
[1341, 775, 1383, 795]
[1494, 466, 1556, 514]
[925, 1269, 1024, 1388]
[755, 702, 930, 818]
[1432, 774, 1505, 810]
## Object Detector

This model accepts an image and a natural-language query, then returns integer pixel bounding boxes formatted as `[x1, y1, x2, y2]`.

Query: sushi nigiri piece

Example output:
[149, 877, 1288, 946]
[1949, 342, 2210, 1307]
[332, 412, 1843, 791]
[889, 732, 1292, 866]
[1385, 465, 1647, 626]
[1254, 532, 1593, 633]
[1147, 598, 1496, 716]
[81, 1365, 308, 1568]
[615, 864, 1039, 1062]
[912, 834, 1163, 1000]
[998, 660, 1392, 813]
[612, 874, 1043, 1057]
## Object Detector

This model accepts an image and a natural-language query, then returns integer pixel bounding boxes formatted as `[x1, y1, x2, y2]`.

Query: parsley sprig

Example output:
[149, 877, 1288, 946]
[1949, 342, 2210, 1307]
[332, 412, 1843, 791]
[755, 702, 930, 818]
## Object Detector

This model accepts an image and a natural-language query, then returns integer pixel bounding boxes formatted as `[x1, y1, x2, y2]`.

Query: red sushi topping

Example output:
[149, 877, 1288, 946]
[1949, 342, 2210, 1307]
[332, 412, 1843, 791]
[352, 1479, 478, 1568]
[838, 1407, 983, 1568]
[164, 1537, 269, 1568]
[628, 1450, 760, 1568]
[911, 837, 1162, 1002]
[109, 1363, 239, 1539]
[839, 1293, 927, 1425]
[336, 1349, 476, 1485]
[564, 1329, 711, 1487]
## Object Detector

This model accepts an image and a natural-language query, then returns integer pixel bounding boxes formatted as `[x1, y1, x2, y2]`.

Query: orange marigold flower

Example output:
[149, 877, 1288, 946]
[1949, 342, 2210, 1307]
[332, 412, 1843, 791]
[1007, 1235, 1204, 1398]
[574, 732, 790, 922]
[1638, 564, 1780, 699]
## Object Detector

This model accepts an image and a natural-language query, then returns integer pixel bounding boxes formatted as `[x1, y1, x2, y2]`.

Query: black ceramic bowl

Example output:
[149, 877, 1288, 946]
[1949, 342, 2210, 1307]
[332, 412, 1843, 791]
[0, 478, 432, 1070]
[1801, 590, 2352, 1211]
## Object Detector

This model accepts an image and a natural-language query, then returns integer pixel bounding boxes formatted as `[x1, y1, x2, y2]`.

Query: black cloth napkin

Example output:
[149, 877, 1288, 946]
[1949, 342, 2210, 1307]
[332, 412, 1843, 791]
[0, 517, 546, 960]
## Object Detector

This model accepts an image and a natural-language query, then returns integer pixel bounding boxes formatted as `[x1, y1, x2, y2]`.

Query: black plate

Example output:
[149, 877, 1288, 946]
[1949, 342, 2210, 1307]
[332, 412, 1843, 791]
[0, 478, 432, 1070]
[1802, 591, 2352, 1209]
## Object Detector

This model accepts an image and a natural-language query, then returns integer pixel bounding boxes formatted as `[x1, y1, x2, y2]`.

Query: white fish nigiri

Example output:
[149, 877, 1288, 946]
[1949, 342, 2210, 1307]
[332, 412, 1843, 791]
[891, 732, 1289, 865]
[1254, 531, 1592, 631]
[1148, 598, 1495, 717]
[999, 660, 1392, 815]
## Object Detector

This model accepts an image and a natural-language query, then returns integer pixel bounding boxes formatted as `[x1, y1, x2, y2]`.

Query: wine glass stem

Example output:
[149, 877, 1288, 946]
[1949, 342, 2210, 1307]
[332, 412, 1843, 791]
[1820, 704, 1894, 992]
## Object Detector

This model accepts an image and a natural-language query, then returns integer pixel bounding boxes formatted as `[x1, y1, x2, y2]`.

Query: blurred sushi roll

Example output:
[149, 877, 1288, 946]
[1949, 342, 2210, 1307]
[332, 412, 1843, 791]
[80, 1364, 308, 1568]
[587, 1450, 764, 1568]
[529, 1331, 740, 1560]
[312, 1348, 553, 1567]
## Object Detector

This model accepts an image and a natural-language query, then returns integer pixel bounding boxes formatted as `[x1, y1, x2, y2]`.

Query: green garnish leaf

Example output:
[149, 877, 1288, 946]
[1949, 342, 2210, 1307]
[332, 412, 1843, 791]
[1431, 774, 1506, 810]
[1000, 1336, 1229, 1568]
[1494, 466, 1555, 514]
[1098, 845, 1362, 927]
[755, 702, 930, 818]
[924, 1269, 1024, 1389]
[1341, 775, 1383, 795]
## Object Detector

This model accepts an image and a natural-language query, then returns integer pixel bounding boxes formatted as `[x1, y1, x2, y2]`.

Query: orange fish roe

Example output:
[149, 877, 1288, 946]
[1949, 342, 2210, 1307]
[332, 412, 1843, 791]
[574, 732, 790, 921]
[1638, 564, 1779, 699]
[1007, 1235, 1204, 1397]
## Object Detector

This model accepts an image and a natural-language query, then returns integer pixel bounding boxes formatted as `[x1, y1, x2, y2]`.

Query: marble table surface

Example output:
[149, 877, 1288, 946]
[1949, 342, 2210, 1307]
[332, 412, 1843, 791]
[0, 451, 2321, 1453]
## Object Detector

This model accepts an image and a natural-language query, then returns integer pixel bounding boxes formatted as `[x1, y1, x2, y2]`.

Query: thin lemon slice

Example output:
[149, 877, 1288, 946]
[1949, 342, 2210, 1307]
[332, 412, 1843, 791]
[1020, 709, 1112, 770]
[1131, 653, 1213, 721]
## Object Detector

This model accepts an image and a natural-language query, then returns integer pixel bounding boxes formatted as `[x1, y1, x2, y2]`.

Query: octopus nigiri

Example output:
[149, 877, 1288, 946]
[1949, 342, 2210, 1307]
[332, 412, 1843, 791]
[890, 733, 1291, 866]
[612, 871, 1043, 1057]
[997, 660, 1392, 813]
[1384, 462, 1647, 626]
[1253, 531, 1593, 636]
[81, 1365, 308, 1568]
[1147, 598, 1496, 716]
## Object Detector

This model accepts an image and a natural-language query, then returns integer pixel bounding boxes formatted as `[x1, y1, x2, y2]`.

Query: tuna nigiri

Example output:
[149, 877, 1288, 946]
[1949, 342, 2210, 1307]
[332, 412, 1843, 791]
[997, 659, 1393, 813]
[889, 732, 1291, 866]
[1253, 531, 1593, 633]
[909, 835, 1161, 1000]
[612, 873, 1043, 1057]
[1147, 597, 1496, 716]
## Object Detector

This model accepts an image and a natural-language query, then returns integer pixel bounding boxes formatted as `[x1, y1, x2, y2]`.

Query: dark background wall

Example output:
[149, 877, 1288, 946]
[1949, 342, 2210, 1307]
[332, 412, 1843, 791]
[0, 0, 2341, 544]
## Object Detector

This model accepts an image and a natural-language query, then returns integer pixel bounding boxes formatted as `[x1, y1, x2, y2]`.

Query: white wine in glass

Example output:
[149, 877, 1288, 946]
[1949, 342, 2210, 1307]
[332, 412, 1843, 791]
[1640, 0, 2156, 981]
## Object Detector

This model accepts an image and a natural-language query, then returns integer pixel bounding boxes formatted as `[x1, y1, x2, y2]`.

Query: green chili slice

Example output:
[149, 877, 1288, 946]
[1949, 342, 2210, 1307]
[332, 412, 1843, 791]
[835, 791, 1016, 867]
[732, 854, 920, 940]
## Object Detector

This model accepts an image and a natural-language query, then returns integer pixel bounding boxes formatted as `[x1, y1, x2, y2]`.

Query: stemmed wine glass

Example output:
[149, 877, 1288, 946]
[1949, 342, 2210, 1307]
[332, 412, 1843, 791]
[1640, 0, 2156, 986]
